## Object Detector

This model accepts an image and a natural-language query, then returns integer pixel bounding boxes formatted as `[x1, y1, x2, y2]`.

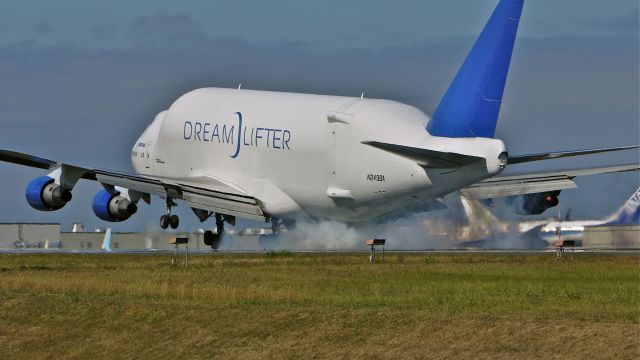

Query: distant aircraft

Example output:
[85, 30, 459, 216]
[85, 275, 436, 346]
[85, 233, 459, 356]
[535, 188, 640, 245]
[456, 188, 640, 248]
[0, 0, 638, 249]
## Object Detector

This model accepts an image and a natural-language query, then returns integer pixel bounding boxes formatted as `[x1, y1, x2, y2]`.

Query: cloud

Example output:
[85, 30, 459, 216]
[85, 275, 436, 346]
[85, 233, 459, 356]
[600, 12, 639, 35]
[127, 12, 207, 48]
[33, 20, 54, 35]
[93, 25, 116, 40]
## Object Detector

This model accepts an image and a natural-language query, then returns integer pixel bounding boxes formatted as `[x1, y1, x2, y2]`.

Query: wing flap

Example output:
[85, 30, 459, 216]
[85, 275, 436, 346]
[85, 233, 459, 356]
[95, 172, 169, 197]
[462, 178, 576, 199]
[97, 171, 265, 220]
[182, 194, 264, 221]
[0, 148, 267, 221]
[462, 163, 639, 199]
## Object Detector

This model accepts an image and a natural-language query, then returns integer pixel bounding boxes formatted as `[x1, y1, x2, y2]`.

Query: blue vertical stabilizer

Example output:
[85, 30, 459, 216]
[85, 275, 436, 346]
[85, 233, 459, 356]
[427, 0, 524, 138]
[605, 188, 640, 226]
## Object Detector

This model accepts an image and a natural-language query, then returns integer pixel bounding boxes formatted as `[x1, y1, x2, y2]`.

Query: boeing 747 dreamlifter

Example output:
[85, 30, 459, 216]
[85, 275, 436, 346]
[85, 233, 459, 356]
[1, 0, 638, 248]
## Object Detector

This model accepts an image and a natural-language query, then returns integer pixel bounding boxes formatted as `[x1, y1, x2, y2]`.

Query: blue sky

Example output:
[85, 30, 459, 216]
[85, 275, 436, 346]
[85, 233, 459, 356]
[0, 0, 638, 232]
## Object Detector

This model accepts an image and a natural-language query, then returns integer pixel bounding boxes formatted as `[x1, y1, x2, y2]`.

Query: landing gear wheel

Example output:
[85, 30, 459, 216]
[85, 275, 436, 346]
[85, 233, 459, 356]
[204, 231, 222, 250]
[204, 213, 225, 250]
[160, 214, 170, 229]
[169, 214, 179, 229]
[160, 197, 178, 230]
[204, 230, 214, 246]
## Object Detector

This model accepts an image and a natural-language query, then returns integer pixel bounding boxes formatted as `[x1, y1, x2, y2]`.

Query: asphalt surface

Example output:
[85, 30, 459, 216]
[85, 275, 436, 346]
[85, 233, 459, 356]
[1, 248, 638, 255]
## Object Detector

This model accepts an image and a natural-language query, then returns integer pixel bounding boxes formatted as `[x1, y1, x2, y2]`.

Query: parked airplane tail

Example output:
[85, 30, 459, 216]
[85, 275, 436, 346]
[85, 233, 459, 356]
[101, 228, 112, 252]
[604, 188, 640, 225]
[427, 0, 524, 138]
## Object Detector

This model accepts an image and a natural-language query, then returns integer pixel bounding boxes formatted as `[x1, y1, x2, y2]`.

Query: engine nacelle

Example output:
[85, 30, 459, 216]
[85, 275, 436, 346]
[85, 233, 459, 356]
[92, 190, 138, 222]
[506, 190, 560, 215]
[25, 176, 72, 211]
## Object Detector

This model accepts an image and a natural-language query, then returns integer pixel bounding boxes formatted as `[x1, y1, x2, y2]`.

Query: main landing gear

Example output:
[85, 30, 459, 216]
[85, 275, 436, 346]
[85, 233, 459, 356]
[258, 218, 284, 250]
[204, 213, 226, 250]
[160, 197, 179, 229]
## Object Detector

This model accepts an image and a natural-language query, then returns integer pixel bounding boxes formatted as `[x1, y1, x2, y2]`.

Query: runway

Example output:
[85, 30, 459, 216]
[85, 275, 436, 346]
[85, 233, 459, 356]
[1, 248, 638, 255]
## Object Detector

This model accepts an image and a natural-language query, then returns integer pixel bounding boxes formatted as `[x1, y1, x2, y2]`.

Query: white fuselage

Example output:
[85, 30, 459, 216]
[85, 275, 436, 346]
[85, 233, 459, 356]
[537, 220, 606, 244]
[131, 88, 506, 222]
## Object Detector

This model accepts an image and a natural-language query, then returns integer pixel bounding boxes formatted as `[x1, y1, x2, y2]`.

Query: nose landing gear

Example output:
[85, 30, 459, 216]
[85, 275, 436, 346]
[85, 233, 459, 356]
[160, 198, 179, 229]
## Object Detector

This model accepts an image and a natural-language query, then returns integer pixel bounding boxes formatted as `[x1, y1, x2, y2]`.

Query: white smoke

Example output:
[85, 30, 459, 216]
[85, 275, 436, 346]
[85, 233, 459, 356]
[268, 210, 455, 251]
[276, 220, 363, 250]
[221, 193, 551, 251]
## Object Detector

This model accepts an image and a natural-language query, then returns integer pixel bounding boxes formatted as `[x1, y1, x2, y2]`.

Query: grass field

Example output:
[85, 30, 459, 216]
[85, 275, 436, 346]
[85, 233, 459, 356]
[0, 252, 638, 359]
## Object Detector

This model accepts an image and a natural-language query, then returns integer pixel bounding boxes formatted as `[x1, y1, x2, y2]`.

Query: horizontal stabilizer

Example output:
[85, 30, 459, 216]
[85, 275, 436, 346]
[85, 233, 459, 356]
[508, 145, 639, 165]
[362, 141, 484, 168]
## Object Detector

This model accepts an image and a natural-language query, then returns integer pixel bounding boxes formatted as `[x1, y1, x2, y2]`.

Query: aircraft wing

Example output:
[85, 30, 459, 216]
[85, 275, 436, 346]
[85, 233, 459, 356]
[460, 163, 639, 200]
[507, 145, 638, 165]
[0, 149, 266, 221]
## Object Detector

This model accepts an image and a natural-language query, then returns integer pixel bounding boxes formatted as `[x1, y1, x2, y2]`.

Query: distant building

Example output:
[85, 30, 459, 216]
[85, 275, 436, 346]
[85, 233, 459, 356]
[60, 231, 208, 250]
[582, 225, 640, 249]
[0, 223, 61, 249]
[71, 223, 86, 233]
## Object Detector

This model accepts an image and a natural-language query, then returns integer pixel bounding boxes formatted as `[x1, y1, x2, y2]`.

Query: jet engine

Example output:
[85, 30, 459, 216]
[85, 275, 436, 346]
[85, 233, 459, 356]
[25, 176, 72, 211]
[92, 190, 138, 222]
[506, 190, 560, 215]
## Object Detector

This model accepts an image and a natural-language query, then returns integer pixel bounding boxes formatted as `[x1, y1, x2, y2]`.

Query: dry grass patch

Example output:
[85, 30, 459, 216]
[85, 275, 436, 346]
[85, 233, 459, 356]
[0, 253, 637, 359]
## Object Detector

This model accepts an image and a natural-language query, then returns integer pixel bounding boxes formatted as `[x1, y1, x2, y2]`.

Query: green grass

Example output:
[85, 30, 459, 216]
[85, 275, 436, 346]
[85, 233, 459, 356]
[0, 253, 638, 359]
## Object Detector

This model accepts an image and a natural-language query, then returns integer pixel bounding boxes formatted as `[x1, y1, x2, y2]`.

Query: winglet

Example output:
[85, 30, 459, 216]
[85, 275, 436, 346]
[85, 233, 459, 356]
[427, 0, 524, 138]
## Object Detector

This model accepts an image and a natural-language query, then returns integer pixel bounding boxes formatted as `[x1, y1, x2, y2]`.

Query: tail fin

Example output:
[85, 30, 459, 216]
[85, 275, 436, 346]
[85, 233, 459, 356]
[605, 188, 640, 225]
[427, 0, 524, 138]
[102, 228, 112, 252]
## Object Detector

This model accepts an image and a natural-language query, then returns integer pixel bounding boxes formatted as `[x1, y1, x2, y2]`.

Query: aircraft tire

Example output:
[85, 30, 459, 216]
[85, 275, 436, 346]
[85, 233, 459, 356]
[160, 215, 170, 229]
[169, 214, 179, 229]
[203, 230, 214, 246]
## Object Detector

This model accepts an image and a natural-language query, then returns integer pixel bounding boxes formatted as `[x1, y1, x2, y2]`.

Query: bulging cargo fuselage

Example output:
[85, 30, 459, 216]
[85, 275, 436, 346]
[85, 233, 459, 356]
[131, 88, 507, 222]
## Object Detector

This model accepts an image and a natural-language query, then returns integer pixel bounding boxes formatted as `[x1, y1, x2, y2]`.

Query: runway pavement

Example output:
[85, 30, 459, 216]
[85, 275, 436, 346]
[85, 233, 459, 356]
[1, 248, 638, 255]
